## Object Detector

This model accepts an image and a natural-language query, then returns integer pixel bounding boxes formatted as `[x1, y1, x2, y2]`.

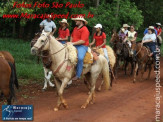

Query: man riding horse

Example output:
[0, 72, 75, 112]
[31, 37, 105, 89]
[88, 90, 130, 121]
[68, 15, 90, 81]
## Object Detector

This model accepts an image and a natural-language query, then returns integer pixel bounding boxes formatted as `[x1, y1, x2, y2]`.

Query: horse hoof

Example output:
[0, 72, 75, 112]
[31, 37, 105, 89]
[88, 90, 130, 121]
[54, 108, 58, 111]
[42, 89, 46, 92]
[109, 87, 112, 90]
[81, 105, 86, 109]
[97, 88, 101, 92]
[90, 101, 94, 104]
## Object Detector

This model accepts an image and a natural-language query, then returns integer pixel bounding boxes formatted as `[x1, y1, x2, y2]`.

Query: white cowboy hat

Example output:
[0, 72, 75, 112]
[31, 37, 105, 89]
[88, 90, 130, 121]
[148, 26, 154, 30]
[71, 15, 88, 25]
[94, 24, 102, 29]
[121, 28, 125, 33]
[156, 23, 161, 26]
[123, 24, 130, 28]
[59, 19, 69, 26]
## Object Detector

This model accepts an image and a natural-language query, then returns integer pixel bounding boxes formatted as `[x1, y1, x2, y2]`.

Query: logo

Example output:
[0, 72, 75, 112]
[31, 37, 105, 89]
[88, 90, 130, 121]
[2, 105, 33, 121]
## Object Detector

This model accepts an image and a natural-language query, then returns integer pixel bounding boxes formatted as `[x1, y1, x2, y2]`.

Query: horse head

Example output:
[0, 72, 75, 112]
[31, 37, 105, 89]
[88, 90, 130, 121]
[30, 31, 42, 47]
[116, 41, 123, 56]
[31, 30, 51, 55]
[130, 41, 137, 56]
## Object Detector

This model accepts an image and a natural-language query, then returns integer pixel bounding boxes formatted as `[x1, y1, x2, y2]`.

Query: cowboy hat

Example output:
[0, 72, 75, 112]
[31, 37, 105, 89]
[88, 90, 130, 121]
[123, 24, 130, 28]
[121, 28, 125, 33]
[94, 24, 102, 29]
[148, 26, 154, 30]
[156, 23, 162, 26]
[59, 19, 69, 26]
[71, 15, 88, 25]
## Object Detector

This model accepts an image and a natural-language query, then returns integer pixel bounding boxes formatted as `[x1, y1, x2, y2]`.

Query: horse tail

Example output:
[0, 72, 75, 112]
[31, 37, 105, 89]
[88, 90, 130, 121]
[13, 62, 19, 89]
[8, 62, 16, 103]
[101, 56, 111, 90]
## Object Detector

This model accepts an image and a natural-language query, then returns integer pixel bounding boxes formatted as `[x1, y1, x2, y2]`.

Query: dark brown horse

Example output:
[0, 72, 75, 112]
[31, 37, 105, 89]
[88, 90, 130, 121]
[0, 51, 19, 89]
[31, 32, 42, 64]
[131, 42, 153, 82]
[0, 57, 16, 104]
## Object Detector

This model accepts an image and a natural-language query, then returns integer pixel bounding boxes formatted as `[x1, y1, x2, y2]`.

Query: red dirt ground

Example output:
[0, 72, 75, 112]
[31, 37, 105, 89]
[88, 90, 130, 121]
[0, 58, 163, 122]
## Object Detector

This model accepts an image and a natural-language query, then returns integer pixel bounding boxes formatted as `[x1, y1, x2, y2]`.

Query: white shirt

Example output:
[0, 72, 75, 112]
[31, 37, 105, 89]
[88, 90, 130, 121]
[124, 30, 128, 35]
[143, 33, 156, 42]
[40, 19, 56, 32]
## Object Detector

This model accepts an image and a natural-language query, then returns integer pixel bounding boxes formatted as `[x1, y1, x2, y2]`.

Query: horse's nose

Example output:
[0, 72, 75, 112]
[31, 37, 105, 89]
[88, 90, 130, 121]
[31, 48, 37, 55]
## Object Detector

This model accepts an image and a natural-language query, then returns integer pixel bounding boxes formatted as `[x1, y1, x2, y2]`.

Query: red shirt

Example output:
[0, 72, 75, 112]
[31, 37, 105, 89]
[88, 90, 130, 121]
[93, 32, 106, 48]
[155, 27, 162, 35]
[58, 28, 70, 39]
[71, 26, 89, 46]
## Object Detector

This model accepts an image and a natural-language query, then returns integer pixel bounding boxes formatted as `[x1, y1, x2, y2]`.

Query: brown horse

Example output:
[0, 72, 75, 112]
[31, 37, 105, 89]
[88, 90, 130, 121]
[0, 51, 19, 89]
[131, 42, 153, 82]
[31, 32, 42, 64]
[0, 57, 16, 104]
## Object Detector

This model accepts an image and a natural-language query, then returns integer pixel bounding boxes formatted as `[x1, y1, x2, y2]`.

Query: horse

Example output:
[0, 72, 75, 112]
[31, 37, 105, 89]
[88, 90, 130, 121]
[0, 57, 16, 104]
[0, 51, 19, 89]
[31, 31, 111, 111]
[31, 32, 55, 90]
[122, 41, 135, 75]
[131, 42, 153, 82]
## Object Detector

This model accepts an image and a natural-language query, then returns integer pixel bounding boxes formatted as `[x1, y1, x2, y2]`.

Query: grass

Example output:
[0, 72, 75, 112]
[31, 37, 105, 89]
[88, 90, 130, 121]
[0, 38, 44, 82]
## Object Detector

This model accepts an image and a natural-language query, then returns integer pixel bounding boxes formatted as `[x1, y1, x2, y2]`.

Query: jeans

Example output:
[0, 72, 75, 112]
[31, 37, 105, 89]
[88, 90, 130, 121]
[75, 45, 88, 78]
[58, 40, 66, 44]
[103, 48, 109, 63]
[143, 42, 156, 60]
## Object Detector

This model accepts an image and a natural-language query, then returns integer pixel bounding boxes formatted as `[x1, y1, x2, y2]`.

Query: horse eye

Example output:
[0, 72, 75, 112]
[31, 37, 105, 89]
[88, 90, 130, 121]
[41, 40, 44, 43]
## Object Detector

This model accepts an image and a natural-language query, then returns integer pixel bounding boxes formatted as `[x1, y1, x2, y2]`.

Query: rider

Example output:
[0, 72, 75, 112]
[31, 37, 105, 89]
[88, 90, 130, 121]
[89, 24, 109, 63]
[142, 26, 156, 60]
[70, 15, 90, 81]
[124, 25, 137, 47]
[118, 28, 126, 41]
[40, 15, 56, 35]
[122, 24, 130, 35]
[56, 19, 70, 44]
[155, 23, 162, 47]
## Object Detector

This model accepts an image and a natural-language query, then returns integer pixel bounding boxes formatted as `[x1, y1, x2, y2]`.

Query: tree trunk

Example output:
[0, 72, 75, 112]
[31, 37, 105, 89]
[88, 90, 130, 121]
[114, 0, 120, 30]
[12, 20, 16, 38]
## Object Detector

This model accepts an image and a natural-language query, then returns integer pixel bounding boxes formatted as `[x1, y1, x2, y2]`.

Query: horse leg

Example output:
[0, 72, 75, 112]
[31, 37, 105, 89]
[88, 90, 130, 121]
[84, 73, 91, 94]
[133, 63, 138, 83]
[130, 61, 134, 75]
[81, 72, 99, 109]
[140, 64, 145, 81]
[147, 64, 152, 80]
[42, 67, 48, 90]
[54, 78, 69, 111]
[98, 79, 104, 91]
[2, 89, 11, 104]
[47, 71, 55, 87]
[124, 61, 128, 75]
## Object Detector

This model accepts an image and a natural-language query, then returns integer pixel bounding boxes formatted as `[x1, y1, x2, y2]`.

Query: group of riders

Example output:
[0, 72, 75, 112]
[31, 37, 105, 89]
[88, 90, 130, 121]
[116, 23, 162, 61]
[39, 15, 162, 81]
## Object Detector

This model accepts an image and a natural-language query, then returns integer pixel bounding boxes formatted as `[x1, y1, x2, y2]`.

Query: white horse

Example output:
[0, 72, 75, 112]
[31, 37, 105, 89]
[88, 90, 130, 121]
[31, 31, 111, 111]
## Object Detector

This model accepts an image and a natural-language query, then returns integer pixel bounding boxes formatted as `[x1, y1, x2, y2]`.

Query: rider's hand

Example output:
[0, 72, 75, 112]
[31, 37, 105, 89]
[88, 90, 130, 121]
[67, 42, 72, 45]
